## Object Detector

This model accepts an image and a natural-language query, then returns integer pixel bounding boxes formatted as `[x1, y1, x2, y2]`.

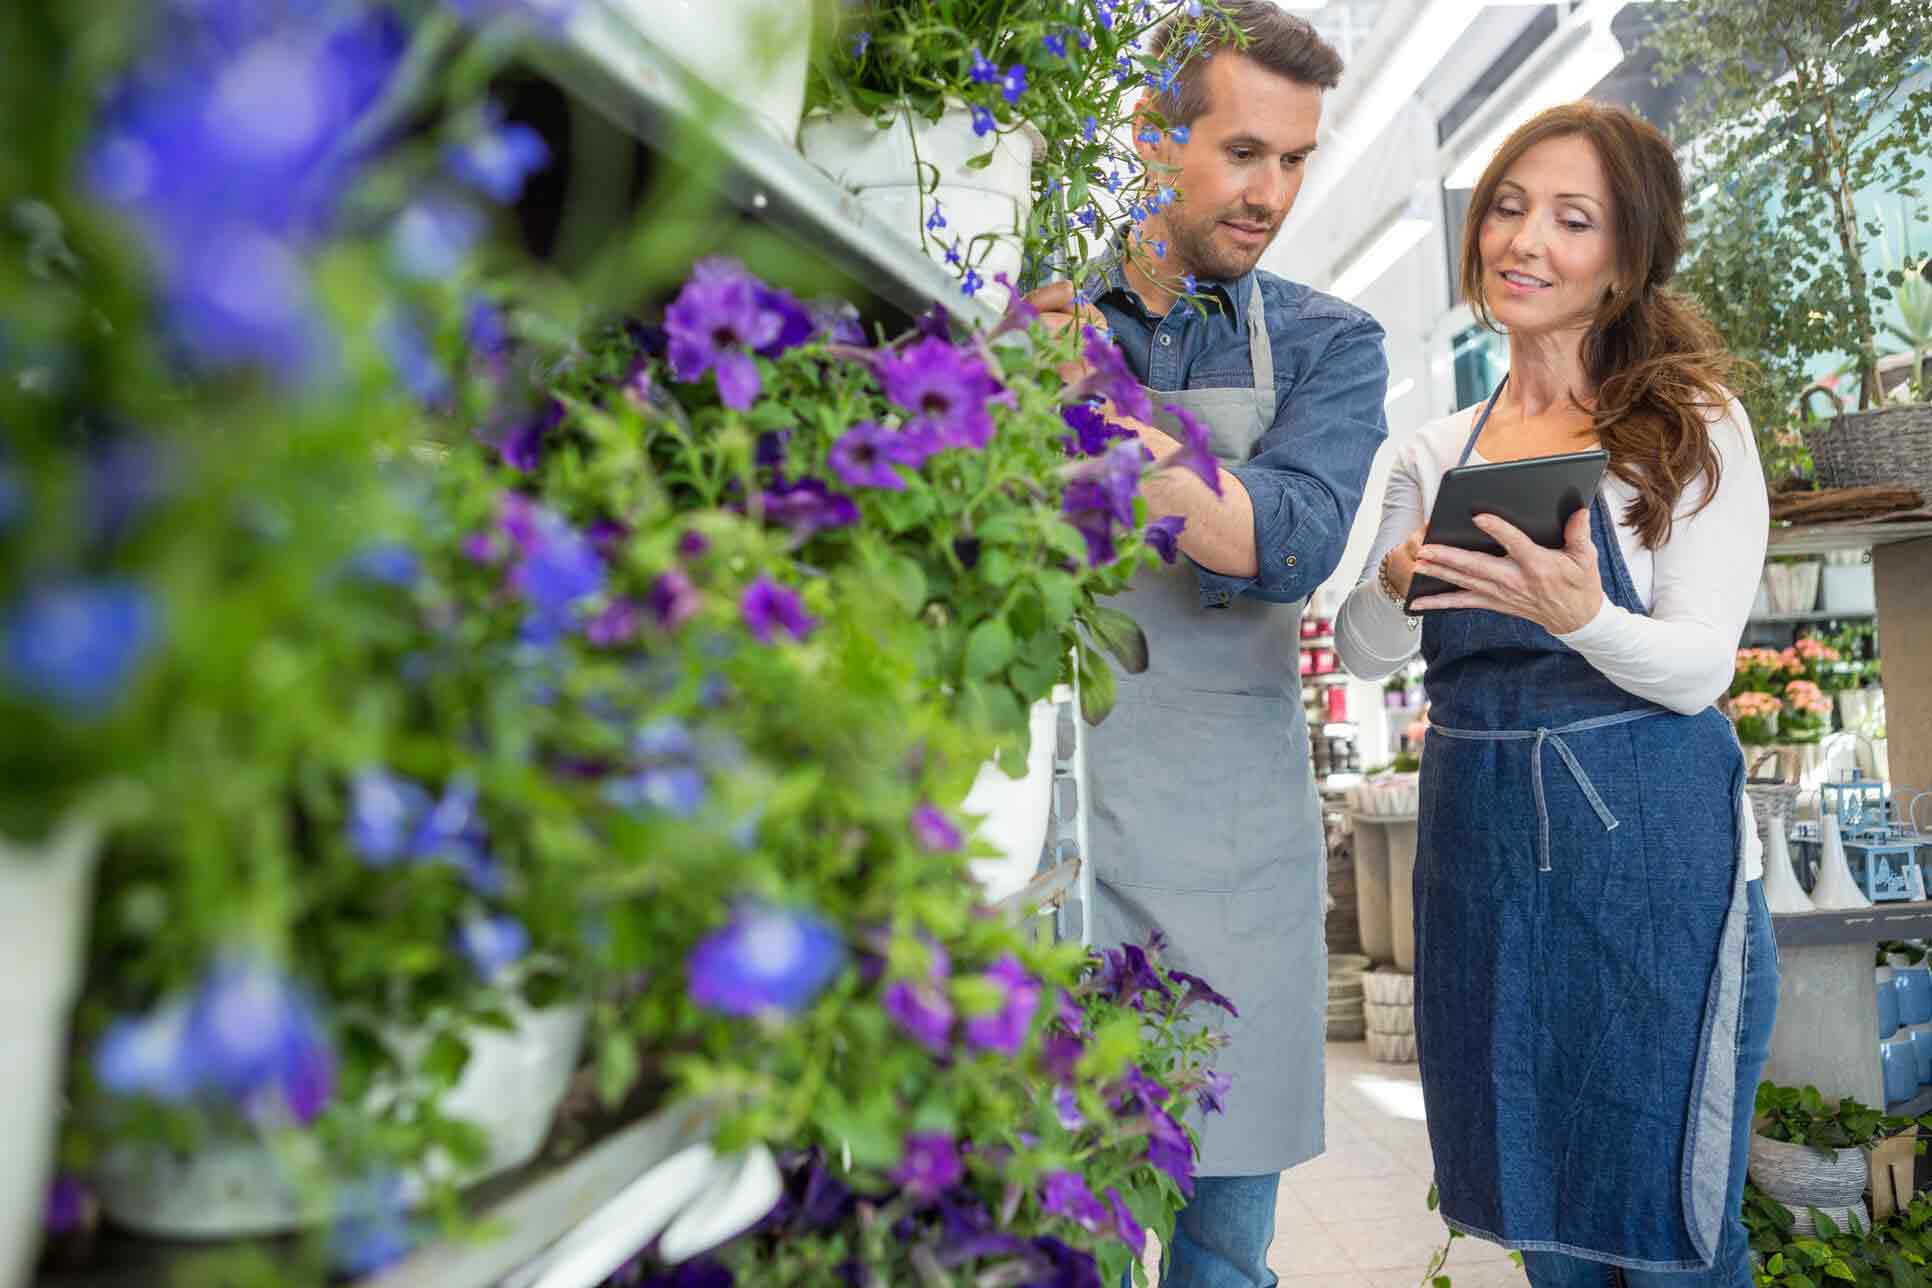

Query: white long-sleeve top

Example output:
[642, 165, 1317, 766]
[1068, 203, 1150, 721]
[1335, 397, 1769, 878]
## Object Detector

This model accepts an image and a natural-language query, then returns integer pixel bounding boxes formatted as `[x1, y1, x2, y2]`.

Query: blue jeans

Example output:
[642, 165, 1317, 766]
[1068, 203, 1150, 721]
[1122, 1173, 1281, 1288]
[1519, 882, 1780, 1287]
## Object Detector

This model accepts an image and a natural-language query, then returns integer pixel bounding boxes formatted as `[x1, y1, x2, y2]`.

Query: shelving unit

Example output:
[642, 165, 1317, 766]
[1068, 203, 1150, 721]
[1748, 609, 1877, 627]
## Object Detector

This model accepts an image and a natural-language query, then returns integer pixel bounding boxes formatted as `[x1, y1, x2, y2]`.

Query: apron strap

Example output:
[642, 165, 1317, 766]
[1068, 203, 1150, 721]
[1246, 278, 1274, 420]
[1456, 376, 1510, 467]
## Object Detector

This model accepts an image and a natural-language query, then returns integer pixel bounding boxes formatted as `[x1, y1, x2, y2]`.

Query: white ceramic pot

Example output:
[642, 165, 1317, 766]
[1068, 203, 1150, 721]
[1819, 562, 1876, 615]
[610, 0, 811, 141]
[1763, 561, 1823, 616]
[1837, 688, 1873, 734]
[962, 697, 1060, 904]
[1809, 812, 1871, 909]
[97, 997, 591, 1239]
[0, 818, 102, 1288]
[799, 106, 1044, 308]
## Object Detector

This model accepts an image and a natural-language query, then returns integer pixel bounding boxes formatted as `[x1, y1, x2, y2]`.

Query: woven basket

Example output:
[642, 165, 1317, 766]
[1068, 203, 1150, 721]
[1745, 782, 1802, 845]
[1801, 387, 1932, 496]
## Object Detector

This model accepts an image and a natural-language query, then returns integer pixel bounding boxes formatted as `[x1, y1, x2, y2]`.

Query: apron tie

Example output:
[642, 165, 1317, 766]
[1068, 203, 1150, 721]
[1431, 707, 1662, 872]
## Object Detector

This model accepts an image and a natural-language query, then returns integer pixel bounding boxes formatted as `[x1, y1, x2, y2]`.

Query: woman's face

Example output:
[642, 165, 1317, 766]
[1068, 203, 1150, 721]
[1478, 133, 1619, 335]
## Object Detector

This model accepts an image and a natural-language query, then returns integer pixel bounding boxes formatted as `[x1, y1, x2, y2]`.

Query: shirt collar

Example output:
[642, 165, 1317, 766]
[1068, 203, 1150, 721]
[1090, 235, 1250, 329]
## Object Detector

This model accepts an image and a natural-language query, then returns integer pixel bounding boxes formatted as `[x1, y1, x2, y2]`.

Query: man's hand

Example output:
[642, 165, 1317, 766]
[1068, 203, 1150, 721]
[1024, 281, 1109, 384]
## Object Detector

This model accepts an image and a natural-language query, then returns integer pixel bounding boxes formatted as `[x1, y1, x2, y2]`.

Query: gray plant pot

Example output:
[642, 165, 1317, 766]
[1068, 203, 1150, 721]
[1747, 1133, 1869, 1212]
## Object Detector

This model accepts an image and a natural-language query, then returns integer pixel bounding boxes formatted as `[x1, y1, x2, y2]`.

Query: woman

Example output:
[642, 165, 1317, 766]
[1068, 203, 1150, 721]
[1334, 102, 1776, 1286]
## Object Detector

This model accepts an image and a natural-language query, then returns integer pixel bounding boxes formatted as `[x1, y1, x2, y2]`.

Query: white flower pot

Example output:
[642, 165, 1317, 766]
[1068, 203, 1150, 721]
[1819, 563, 1876, 615]
[1763, 561, 1822, 616]
[961, 697, 1060, 904]
[0, 818, 101, 1288]
[608, 0, 810, 141]
[799, 106, 1044, 309]
[1836, 688, 1873, 734]
[96, 997, 590, 1239]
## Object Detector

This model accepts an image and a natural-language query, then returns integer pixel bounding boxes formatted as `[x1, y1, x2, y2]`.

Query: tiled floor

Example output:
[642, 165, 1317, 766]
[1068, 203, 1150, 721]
[1267, 1040, 1529, 1288]
[1148, 1040, 1532, 1287]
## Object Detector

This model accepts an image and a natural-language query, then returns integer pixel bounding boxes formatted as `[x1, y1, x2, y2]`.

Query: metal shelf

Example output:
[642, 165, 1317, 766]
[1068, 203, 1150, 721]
[1768, 519, 1932, 557]
[1773, 904, 1932, 947]
[536, 0, 1000, 330]
[1747, 609, 1878, 625]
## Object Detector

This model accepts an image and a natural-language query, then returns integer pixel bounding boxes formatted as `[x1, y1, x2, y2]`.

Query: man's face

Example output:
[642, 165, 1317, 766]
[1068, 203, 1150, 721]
[1137, 53, 1323, 282]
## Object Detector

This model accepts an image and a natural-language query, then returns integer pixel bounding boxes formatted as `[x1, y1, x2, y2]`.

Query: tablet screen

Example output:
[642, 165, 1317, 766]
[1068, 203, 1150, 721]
[1403, 448, 1609, 613]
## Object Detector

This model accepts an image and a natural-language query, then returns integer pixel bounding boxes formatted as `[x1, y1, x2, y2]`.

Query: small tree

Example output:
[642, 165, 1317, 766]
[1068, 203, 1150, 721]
[1649, 0, 1932, 431]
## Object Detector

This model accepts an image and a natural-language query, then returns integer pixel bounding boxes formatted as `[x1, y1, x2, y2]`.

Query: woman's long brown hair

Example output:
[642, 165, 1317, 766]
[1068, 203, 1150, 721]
[1459, 101, 1736, 549]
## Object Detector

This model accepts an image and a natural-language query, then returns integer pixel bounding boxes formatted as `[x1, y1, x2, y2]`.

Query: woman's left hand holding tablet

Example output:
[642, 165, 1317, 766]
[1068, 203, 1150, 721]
[1409, 508, 1605, 634]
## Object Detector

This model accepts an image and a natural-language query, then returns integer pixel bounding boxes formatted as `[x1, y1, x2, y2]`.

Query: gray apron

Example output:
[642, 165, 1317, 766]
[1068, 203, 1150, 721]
[1087, 280, 1326, 1177]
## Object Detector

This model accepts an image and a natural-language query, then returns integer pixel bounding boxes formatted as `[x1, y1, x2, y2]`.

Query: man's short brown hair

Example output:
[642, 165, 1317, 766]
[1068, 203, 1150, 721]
[1149, 1, 1344, 124]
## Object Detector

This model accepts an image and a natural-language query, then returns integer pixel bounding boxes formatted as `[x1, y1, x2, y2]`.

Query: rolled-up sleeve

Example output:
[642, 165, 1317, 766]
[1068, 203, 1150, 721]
[1194, 313, 1390, 605]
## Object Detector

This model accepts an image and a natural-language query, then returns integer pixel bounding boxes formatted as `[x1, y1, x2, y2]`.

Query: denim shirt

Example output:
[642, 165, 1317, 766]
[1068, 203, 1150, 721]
[1090, 252, 1389, 606]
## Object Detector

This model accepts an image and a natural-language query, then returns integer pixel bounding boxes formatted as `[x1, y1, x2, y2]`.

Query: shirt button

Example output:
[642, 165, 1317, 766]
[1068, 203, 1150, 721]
[1284, 555, 1297, 567]
[1159, 334, 1173, 346]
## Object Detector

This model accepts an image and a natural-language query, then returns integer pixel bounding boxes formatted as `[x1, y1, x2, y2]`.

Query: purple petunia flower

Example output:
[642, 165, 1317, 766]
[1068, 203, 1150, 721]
[456, 914, 529, 982]
[585, 597, 643, 646]
[1059, 441, 1146, 567]
[446, 104, 550, 203]
[938, 1192, 1026, 1263]
[883, 979, 955, 1056]
[489, 398, 563, 474]
[1145, 1106, 1195, 1197]
[2, 580, 160, 712]
[1060, 402, 1132, 457]
[1106, 1188, 1145, 1253]
[687, 903, 844, 1016]
[1068, 329, 1153, 422]
[1000, 64, 1028, 104]
[677, 528, 711, 560]
[970, 106, 996, 137]
[664, 261, 788, 410]
[964, 954, 1041, 1056]
[1042, 1030, 1085, 1083]
[1145, 514, 1186, 564]
[1197, 1067, 1234, 1115]
[1053, 1085, 1084, 1131]
[1101, 943, 1173, 1009]
[45, 1176, 89, 1236]
[1159, 402, 1224, 496]
[758, 477, 860, 540]
[1041, 1171, 1108, 1232]
[969, 49, 998, 85]
[1027, 1236, 1104, 1288]
[1170, 968, 1238, 1016]
[910, 802, 963, 852]
[178, 955, 337, 1125]
[891, 1132, 963, 1200]
[649, 569, 701, 632]
[829, 421, 926, 490]
[740, 576, 816, 644]
[874, 336, 1005, 452]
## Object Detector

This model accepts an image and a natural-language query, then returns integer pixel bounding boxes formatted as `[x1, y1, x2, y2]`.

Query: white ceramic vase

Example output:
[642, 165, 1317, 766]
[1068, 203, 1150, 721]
[608, 0, 811, 141]
[96, 997, 591, 1238]
[961, 697, 1061, 904]
[0, 818, 102, 1288]
[1760, 820, 1814, 915]
[1763, 561, 1823, 616]
[798, 106, 1044, 309]
[1808, 812, 1871, 909]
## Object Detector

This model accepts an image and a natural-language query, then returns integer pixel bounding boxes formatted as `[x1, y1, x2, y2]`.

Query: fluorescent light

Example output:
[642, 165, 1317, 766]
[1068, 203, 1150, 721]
[1330, 216, 1432, 301]
[1441, 23, 1627, 189]
[1384, 376, 1417, 407]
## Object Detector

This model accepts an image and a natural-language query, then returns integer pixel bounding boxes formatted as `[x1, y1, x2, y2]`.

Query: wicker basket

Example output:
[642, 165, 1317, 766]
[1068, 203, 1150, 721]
[1801, 387, 1932, 496]
[1745, 782, 1802, 845]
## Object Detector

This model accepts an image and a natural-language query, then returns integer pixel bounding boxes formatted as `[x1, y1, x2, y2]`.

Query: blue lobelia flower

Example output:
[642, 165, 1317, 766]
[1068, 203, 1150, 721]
[828, 421, 926, 491]
[740, 575, 816, 645]
[848, 29, 870, 59]
[1092, 0, 1117, 29]
[874, 336, 1005, 452]
[1144, 514, 1186, 564]
[968, 48, 998, 85]
[963, 954, 1041, 1056]
[508, 507, 606, 644]
[182, 954, 337, 1125]
[329, 1173, 416, 1277]
[1136, 127, 1160, 145]
[970, 106, 996, 137]
[604, 717, 707, 817]
[909, 802, 962, 851]
[347, 769, 431, 865]
[390, 197, 484, 281]
[1000, 64, 1028, 104]
[1181, 272, 1198, 294]
[1149, 239, 1167, 258]
[2, 580, 159, 711]
[375, 311, 452, 409]
[925, 200, 946, 232]
[1144, 60, 1179, 97]
[1042, 31, 1068, 58]
[1168, 125, 1190, 145]
[456, 914, 530, 983]
[663, 262, 786, 411]
[1159, 402, 1224, 496]
[1082, 115, 1098, 142]
[1152, 184, 1177, 210]
[890, 1132, 962, 1200]
[93, 996, 199, 1103]
[1040, 1172, 1108, 1233]
[943, 239, 962, 267]
[687, 903, 844, 1016]
[445, 104, 551, 203]
[1114, 54, 1138, 86]
[960, 268, 984, 297]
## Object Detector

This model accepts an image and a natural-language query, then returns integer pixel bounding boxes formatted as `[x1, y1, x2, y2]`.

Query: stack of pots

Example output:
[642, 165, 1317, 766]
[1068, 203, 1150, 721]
[1880, 949, 1932, 1108]
[1363, 966, 1416, 1063]
[1327, 954, 1369, 1041]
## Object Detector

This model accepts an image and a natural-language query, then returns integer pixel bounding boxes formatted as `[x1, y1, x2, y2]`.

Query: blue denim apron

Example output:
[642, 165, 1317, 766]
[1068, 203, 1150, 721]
[1415, 380, 1753, 1271]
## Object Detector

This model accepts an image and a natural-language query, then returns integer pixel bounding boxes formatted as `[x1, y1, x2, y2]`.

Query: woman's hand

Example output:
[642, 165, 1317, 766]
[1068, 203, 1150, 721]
[1408, 509, 1605, 634]
[1380, 526, 1426, 604]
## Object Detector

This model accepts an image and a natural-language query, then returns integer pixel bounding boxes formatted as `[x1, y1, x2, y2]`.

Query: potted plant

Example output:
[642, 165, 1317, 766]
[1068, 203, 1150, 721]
[1748, 1083, 1930, 1237]
[1648, 2, 1932, 495]
[800, 1, 1231, 303]
[1731, 692, 1784, 747]
[1781, 680, 1833, 744]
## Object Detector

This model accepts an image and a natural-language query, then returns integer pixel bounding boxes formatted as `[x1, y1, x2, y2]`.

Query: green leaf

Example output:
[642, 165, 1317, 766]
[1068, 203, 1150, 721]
[965, 149, 996, 170]
[421, 1029, 472, 1092]
[1823, 1259, 1856, 1282]
[963, 616, 1015, 679]
[1036, 571, 1076, 629]
[979, 547, 1019, 586]
[880, 553, 927, 615]
[597, 1030, 641, 1108]
[1432, 1278, 1450, 1288]
[1078, 644, 1117, 725]
[1770, 1253, 1787, 1273]
[1084, 602, 1148, 674]
[1427, 1182, 1440, 1211]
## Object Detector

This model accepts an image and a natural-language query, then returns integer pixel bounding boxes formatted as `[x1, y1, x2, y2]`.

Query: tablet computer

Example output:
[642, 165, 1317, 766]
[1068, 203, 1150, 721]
[1403, 448, 1610, 614]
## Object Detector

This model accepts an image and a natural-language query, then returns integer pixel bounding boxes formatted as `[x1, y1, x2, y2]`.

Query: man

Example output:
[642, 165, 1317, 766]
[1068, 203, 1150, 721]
[1031, 6, 1387, 1285]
